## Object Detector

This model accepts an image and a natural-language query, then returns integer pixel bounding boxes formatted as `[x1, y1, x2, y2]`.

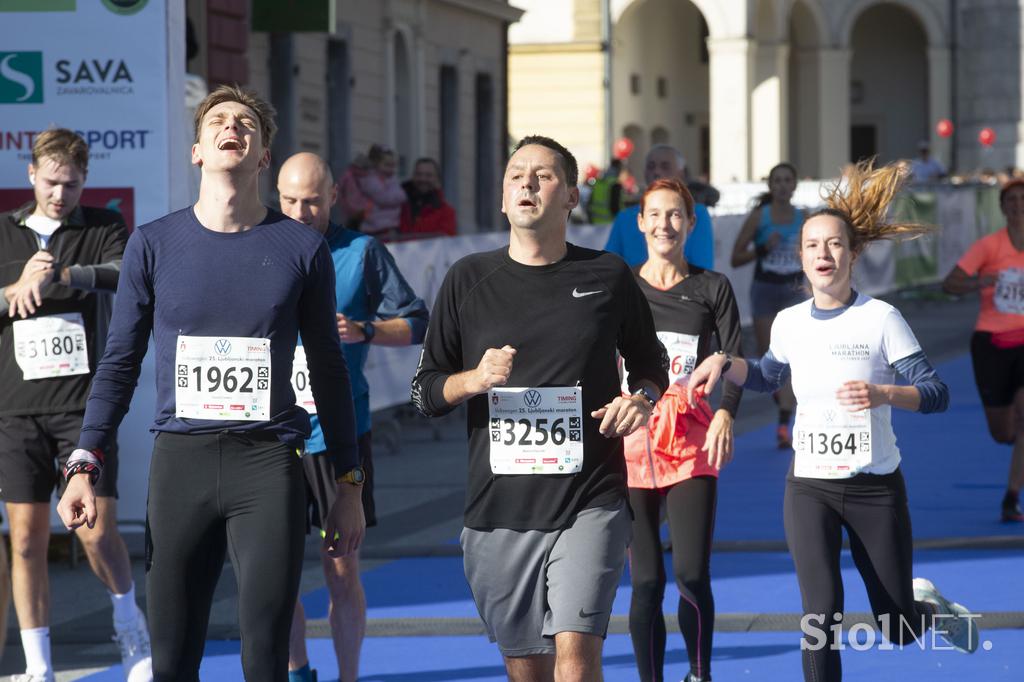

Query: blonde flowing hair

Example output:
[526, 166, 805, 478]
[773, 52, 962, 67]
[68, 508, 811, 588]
[810, 159, 932, 255]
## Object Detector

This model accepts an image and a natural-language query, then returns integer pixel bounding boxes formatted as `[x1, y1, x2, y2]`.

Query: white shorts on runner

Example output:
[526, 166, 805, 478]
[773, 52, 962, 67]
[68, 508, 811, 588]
[460, 499, 632, 657]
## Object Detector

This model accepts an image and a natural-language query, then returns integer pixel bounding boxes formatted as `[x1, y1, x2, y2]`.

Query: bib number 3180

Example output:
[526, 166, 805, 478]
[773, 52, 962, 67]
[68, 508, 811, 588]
[13, 313, 90, 380]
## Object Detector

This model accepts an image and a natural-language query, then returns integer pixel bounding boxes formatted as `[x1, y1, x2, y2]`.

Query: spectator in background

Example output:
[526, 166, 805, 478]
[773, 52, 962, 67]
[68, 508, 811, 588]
[684, 167, 720, 209]
[910, 140, 947, 184]
[605, 144, 715, 269]
[358, 145, 406, 240]
[400, 158, 456, 238]
[586, 159, 623, 224]
[337, 154, 372, 230]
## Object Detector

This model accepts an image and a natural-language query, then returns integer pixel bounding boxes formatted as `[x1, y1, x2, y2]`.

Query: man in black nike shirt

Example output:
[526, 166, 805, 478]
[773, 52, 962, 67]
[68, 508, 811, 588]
[412, 135, 668, 681]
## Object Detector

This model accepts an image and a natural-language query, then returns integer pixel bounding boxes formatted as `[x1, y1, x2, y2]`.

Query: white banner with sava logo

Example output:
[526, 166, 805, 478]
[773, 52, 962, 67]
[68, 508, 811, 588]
[0, 0, 186, 227]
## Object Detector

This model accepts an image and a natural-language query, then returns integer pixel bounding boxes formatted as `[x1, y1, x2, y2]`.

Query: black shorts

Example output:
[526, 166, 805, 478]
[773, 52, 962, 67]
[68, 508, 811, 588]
[303, 430, 376, 531]
[0, 411, 119, 503]
[970, 331, 1024, 407]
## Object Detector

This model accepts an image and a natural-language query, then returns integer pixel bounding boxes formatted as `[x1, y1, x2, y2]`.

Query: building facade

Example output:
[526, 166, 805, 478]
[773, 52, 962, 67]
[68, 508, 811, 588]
[186, 0, 523, 233]
[510, 0, 1022, 183]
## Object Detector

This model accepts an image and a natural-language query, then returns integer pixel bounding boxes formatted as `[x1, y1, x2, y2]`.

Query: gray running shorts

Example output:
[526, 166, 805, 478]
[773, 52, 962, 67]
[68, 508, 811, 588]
[460, 500, 632, 657]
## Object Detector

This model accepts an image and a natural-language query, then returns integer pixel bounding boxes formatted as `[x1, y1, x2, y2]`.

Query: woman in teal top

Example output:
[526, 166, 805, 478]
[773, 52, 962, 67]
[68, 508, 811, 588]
[731, 162, 808, 448]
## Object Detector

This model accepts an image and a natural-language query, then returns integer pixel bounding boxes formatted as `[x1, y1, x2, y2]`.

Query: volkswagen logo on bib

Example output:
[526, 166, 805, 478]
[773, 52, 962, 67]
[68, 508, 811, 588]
[214, 339, 232, 355]
[524, 390, 542, 408]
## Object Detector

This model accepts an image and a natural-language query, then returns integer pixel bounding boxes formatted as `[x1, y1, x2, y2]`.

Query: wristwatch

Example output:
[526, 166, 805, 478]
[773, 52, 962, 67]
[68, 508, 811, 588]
[362, 320, 376, 343]
[714, 350, 733, 373]
[631, 386, 658, 409]
[336, 466, 366, 486]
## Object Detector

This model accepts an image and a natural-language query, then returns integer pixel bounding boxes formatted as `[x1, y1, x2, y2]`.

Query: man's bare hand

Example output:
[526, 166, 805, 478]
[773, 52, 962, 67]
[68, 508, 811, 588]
[591, 395, 652, 437]
[56, 474, 97, 530]
[322, 483, 366, 558]
[467, 346, 516, 395]
[336, 313, 366, 344]
[7, 251, 56, 318]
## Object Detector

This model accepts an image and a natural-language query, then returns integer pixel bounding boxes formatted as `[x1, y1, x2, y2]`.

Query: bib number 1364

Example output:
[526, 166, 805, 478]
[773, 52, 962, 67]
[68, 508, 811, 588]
[794, 406, 872, 478]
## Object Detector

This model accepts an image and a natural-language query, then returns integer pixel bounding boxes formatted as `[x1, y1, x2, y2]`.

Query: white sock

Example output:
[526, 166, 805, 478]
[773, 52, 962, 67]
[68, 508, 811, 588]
[111, 582, 140, 630]
[20, 626, 52, 676]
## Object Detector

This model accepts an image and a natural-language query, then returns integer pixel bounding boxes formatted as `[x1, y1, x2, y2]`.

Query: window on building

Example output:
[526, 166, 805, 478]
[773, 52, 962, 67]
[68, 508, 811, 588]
[475, 73, 495, 231]
[700, 17, 709, 64]
[630, 74, 641, 95]
[440, 65, 459, 208]
[393, 31, 414, 177]
[268, 33, 295, 201]
[327, 39, 351, 223]
[657, 77, 667, 98]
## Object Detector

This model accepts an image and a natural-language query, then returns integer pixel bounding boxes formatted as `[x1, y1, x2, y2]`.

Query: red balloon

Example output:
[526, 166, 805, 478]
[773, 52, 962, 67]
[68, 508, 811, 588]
[584, 163, 600, 181]
[613, 137, 635, 160]
[979, 127, 996, 147]
[936, 119, 954, 138]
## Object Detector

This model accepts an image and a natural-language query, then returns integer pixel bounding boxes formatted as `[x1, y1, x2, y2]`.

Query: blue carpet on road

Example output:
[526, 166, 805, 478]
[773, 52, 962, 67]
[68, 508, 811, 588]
[78, 629, 1022, 681]
[78, 353, 1024, 681]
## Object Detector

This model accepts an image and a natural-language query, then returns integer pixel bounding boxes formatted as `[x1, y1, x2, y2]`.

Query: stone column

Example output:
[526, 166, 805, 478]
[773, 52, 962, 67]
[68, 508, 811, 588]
[927, 46, 952, 170]
[751, 41, 790, 179]
[816, 48, 851, 178]
[707, 36, 753, 183]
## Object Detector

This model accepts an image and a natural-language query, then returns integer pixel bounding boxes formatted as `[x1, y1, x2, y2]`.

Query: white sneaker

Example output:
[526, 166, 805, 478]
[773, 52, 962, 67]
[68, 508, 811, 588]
[10, 674, 55, 682]
[113, 615, 153, 682]
[912, 577, 981, 653]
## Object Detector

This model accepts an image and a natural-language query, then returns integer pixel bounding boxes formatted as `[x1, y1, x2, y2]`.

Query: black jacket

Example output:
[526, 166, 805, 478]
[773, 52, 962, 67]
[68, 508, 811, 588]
[0, 203, 128, 416]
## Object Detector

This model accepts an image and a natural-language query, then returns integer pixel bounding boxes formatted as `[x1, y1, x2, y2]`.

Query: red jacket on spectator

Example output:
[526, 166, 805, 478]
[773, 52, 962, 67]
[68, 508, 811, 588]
[400, 180, 457, 237]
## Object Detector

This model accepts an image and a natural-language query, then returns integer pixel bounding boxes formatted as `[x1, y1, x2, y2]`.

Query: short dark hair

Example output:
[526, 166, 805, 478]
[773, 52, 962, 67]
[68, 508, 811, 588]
[413, 157, 441, 175]
[194, 84, 277, 150]
[32, 128, 89, 173]
[511, 135, 578, 187]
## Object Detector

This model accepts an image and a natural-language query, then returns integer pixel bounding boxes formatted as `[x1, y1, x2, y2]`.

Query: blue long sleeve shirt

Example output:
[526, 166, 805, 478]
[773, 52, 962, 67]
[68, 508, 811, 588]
[79, 207, 359, 473]
[304, 224, 428, 452]
[604, 203, 714, 269]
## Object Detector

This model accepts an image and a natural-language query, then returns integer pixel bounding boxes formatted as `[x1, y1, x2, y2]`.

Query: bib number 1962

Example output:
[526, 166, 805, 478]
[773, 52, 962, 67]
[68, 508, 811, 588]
[175, 335, 271, 421]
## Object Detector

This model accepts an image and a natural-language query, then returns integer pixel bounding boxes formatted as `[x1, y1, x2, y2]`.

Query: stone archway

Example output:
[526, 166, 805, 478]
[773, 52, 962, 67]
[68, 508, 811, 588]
[848, 3, 930, 164]
[612, 0, 712, 179]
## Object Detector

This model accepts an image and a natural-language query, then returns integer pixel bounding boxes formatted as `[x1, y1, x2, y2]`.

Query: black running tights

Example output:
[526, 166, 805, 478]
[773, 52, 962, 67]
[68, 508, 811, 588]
[146, 431, 307, 681]
[628, 476, 717, 682]
[784, 469, 932, 682]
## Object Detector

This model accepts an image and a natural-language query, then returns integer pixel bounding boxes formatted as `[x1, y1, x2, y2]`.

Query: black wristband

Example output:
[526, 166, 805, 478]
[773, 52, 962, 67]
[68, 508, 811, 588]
[715, 350, 733, 374]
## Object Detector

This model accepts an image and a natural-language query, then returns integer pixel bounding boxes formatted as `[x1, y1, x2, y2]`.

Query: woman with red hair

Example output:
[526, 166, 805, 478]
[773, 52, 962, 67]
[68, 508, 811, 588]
[623, 178, 743, 682]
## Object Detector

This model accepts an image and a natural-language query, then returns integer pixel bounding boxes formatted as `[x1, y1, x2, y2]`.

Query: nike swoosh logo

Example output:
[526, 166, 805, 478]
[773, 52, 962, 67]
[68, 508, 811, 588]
[578, 608, 603, 618]
[572, 288, 602, 298]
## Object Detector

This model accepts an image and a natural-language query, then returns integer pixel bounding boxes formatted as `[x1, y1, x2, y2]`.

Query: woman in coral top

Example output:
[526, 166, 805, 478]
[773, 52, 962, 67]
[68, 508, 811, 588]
[943, 178, 1024, 522]
[622, 178, 743, 682]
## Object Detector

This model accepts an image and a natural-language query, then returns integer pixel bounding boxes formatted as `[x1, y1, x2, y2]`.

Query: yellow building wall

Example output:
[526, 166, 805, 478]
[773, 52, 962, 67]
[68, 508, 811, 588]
[509, 45, 607, 172]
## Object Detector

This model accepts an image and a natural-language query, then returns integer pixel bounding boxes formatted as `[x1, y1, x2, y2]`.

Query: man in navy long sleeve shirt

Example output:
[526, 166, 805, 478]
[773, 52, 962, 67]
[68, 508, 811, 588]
[56, 85, 364, 682]
[277, 152, 428, 682]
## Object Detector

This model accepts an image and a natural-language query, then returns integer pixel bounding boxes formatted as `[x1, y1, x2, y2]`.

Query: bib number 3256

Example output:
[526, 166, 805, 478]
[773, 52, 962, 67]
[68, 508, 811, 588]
[488, 386, 584, 475]
[175, 336, 271, 421]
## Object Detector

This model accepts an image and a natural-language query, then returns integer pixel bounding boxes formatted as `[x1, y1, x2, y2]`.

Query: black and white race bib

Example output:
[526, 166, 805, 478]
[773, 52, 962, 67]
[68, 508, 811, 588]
[13, 313, 89, 380]
[175, 336, 271, 421]
[488, 386, 584, 474]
